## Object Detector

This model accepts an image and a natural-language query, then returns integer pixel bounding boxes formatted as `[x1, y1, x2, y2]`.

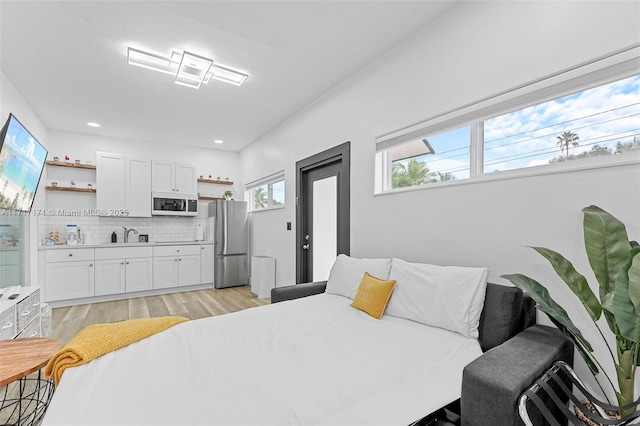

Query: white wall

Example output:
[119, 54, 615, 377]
[239, 1, 640, 398]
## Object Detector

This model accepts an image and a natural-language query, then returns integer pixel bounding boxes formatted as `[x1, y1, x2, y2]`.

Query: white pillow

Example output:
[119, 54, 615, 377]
[385, 258, 488, 338]
[325, 254, 392, 299]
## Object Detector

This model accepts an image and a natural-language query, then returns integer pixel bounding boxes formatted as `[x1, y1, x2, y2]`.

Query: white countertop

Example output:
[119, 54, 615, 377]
[38, 241, 213, 250]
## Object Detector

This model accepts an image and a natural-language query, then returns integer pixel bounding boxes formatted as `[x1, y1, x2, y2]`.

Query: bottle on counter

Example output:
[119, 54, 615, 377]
[111, 231, 117, 243]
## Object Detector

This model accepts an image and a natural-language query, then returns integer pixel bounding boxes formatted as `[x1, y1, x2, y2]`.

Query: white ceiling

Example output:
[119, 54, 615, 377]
[0, 1, 456, 152]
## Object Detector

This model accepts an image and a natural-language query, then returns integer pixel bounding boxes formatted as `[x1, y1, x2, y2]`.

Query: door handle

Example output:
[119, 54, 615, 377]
[302, 244, 310, 250]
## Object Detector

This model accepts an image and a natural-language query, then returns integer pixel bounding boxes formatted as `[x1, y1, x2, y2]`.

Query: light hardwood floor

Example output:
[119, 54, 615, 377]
[51, 286, 270, 345]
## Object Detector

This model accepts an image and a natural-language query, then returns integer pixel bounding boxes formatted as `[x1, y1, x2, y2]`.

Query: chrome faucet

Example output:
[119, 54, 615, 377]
[123, 226, 138, 243]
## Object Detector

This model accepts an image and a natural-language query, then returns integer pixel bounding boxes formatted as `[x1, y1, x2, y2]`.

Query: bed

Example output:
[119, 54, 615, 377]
[42, 255, 573, 426]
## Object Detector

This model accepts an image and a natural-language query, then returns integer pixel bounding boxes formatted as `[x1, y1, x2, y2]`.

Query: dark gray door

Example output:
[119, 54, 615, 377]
[296, 142, 350, 284]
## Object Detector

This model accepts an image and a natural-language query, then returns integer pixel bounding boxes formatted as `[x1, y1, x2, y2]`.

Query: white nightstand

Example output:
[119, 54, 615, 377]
[0, 286, 41, 340]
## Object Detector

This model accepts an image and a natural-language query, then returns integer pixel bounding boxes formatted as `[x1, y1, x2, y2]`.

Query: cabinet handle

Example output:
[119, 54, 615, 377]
[29, 330, 39, 337]
[2, 322, 13, 330]
[126, 261, 130, 265]
[121, 262, 125, 265]
[68, 253, 73, 257]
[179, 258, 182, 261]
[32, 302, 40, 308]
[89, 264, 94, 267]
[175, 258, 178, 262]
[201, 247, 204, 250]
[21, 310, 30, 316]
[177, 249, 180, 253]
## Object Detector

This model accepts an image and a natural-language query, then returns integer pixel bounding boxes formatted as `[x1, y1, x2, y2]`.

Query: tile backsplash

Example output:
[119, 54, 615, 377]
[38, 215, 210, 245]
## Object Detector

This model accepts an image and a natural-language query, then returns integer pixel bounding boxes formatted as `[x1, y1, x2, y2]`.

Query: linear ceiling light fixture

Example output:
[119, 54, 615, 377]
[127, 47, 249, 88]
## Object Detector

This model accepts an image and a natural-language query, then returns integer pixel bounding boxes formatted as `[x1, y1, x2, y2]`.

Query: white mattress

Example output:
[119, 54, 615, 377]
[43, 293, 482, 426]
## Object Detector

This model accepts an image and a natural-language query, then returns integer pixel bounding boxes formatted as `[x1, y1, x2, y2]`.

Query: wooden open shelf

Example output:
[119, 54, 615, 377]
[46, 160, 96, 170]
[197, 178, 233, 185]
[198, 196, 225, 201]
[45, 186, 96, 193]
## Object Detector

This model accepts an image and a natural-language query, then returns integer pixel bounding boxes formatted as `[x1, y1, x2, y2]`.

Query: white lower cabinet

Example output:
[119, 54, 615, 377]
[42, 243, 212, 304]
[94, 259, 126, 296]
[45, 249, 95, 302]
[126, 258, 154, 292]
[200, 244, 214, 284]
[153, 245, 201, 289]
[178, 255, 200, 287]
[152, 255, 179, 289]
[95, 247, 153, 295]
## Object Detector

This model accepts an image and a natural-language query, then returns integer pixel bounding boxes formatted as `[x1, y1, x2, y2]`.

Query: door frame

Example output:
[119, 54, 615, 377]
[295, 141, 350, 284]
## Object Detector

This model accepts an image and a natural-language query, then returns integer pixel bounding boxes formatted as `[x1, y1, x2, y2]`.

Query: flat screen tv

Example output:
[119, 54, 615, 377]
[0, 113, 48, 212]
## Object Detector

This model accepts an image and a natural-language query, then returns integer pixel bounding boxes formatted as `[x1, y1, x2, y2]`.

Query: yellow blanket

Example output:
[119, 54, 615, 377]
[45, 316, 189, 384]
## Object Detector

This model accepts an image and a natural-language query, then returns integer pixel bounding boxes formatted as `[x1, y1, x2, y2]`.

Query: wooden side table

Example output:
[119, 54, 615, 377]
[0, 338, 62, 426]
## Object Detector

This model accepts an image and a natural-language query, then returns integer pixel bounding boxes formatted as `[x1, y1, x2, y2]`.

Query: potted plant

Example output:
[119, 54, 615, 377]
[223, 190, 232, 200]
[502, 205, 640, 414]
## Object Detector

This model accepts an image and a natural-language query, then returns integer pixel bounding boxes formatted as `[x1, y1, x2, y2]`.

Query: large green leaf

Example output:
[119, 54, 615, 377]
[611, 248, 640, 342]
[583, 205, 632, 295]
[501, 273, 594, 354]
[628, 249, 640, 310]
[531, 246, 602, 321]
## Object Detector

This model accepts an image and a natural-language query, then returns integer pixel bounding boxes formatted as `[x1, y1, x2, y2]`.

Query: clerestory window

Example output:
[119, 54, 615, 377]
[375, 47, 640, 194]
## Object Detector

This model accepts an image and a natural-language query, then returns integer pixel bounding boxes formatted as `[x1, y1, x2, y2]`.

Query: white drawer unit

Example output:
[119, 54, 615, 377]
[0, 286, 41, 340]
[16, 290, 40, 331]
[16, 314, 41, 339]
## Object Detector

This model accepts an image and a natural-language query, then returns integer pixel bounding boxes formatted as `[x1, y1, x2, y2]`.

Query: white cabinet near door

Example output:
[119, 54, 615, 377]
[45, 249, 95, 302]
[153, 245, 201, 289]
[94, 246, 153, 296]
[200, 244, 214, 284]
[152, 162, 197, 194]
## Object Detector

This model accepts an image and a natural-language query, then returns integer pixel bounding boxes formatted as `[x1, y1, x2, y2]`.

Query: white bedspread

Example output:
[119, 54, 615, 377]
[43, 294, 482, 426]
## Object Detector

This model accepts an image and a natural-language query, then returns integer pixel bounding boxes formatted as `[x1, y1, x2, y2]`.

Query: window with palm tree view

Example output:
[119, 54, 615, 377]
[248, 175, 285, 211]
[379, 72, 639, 192]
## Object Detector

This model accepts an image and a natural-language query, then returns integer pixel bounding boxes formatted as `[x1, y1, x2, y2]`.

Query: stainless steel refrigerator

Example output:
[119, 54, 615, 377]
[209, 200, 249, 289]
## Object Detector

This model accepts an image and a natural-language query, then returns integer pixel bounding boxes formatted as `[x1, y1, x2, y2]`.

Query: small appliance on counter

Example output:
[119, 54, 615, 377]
[139, 234, 149, 242]
[66, 224, 79, 245]
[195, 224, 204, 241]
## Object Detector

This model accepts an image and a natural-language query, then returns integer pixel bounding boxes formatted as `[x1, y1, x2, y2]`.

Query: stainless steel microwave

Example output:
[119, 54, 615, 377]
[151, 192, 198, 216]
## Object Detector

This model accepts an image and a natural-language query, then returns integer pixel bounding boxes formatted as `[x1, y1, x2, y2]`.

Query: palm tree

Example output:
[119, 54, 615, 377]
[556, 131, 580, 160]
[430, 171, 457, 183]
[253, 187, 268, 209]
[392, 159, 430, 188]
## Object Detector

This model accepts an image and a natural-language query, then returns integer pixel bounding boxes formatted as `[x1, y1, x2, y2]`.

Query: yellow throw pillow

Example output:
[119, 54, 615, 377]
[351, 272, 397, 319]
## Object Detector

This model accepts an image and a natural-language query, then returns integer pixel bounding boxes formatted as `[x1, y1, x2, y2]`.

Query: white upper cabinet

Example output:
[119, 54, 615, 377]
[151, 161, 175, 193]
[96, 152, 126, 212]
[175, 163, 197, 193]
[152, 161, 196, 193]
[96, 152, 151, 217]
[126, 157, 152, 217]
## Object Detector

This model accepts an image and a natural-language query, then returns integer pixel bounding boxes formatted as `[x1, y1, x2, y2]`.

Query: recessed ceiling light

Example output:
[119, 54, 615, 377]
[87, 122, 101, 128]
[214, 139, 224, 144]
